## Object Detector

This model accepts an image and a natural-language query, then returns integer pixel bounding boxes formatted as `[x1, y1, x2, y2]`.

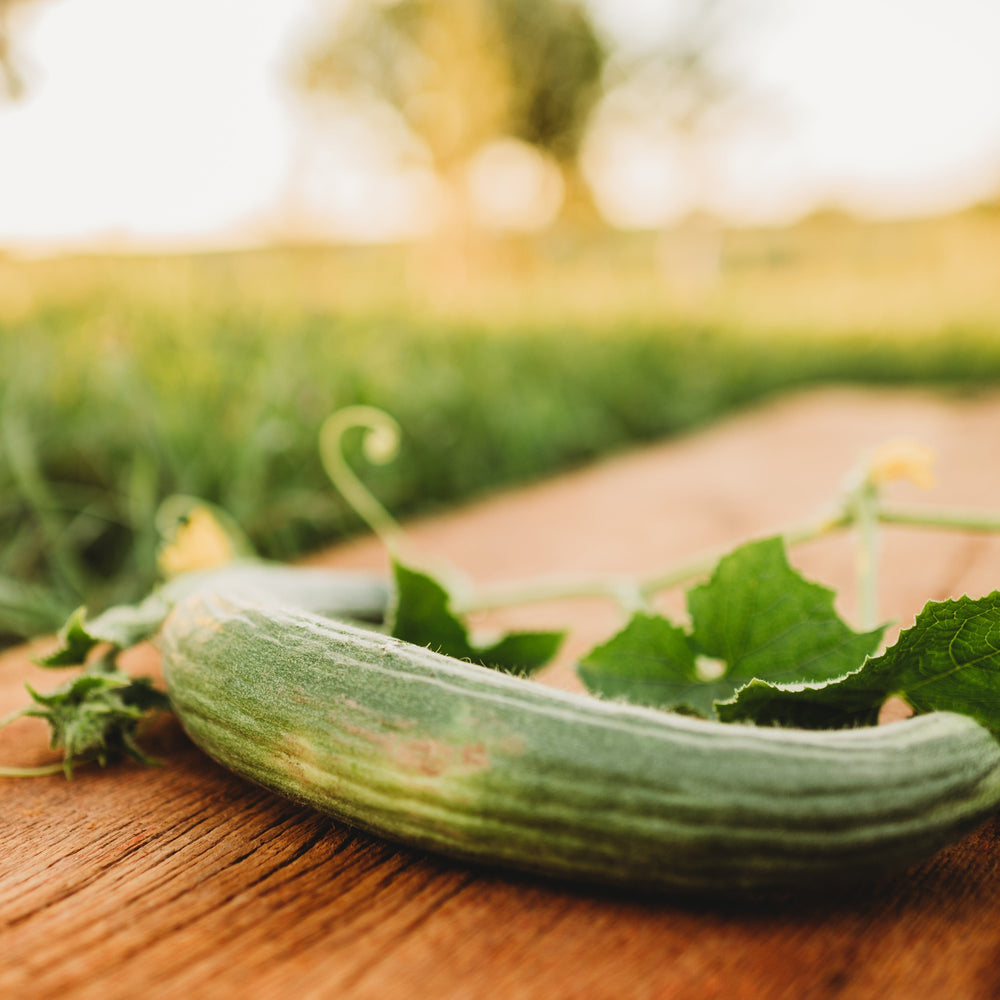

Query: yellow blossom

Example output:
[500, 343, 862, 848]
[158, 505, 238, 578]
[867, 439, 936, 490]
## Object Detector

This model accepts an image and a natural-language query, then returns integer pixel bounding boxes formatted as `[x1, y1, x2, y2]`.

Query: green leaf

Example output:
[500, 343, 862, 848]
[38, 594, 171, 667]
[23, 653, 171, 776]
[718, 592, 1000, 734]
[391, 562, 470, 654]
[577, 612, 709, 713]
[390, 561, 563, 676]
[38, 607, 97, 667]
[715, 674, 885, 729]
[688, 536, 884, 689]
[477, 630, 565, 677]
[577, 537, 884, 717]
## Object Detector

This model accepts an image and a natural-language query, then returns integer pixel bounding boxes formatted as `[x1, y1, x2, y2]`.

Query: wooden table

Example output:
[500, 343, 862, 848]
[5, 388, 1000, 999]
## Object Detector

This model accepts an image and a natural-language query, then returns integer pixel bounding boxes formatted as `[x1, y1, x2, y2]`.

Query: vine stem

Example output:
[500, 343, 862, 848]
[0, 707, 25, 729]
[636, 507, 853, 599]
[317, 410, 1000, 619]
[852, 481, 881, 631]
[453, 499, 1000, 617]
[453, 505, 854, 615]
[0, 707, 69, 779]
[0, 763, 68, 778]
[318, 406, 408, 556]
[878, 504, 1000, 533]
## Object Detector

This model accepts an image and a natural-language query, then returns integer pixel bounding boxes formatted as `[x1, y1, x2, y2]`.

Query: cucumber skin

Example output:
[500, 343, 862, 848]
[159, 590, 1000, 896]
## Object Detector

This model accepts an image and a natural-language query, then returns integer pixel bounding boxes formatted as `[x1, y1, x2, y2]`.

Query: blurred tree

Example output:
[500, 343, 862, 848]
[295, 0, 606, 223]
[0, 0, 49, 100]
[295, 0, 745, 229]
[492, 0, 605, 165]
[0, 0, 27, 98]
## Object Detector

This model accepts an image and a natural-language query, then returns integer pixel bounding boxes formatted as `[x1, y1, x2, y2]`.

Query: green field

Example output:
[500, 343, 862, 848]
[3, 211, 1000, 644]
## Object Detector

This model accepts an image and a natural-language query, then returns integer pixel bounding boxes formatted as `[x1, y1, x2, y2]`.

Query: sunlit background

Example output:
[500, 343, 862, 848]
[3, 0, 1000, 250]
[3, 0, 1000, 646]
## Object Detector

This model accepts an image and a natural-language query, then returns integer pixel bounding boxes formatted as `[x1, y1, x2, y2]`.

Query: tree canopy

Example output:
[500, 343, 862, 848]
[297, 0, 607, 175]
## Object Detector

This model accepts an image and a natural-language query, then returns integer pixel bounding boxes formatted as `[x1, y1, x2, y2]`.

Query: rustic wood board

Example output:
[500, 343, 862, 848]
[5, 387, 1000, 999]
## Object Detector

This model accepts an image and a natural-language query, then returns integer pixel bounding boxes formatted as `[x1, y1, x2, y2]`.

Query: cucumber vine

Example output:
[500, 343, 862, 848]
[5, 406, 1000, 777]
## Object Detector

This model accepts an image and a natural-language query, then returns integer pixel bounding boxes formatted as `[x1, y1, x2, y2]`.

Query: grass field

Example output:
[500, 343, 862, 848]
[3, 209, 1000, 643]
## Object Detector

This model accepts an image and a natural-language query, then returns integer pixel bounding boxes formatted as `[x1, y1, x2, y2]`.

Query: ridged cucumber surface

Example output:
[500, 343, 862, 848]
[159, 589, 1000, 895]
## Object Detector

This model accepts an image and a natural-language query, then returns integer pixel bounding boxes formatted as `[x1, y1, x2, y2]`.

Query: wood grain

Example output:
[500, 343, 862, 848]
[5, 387, 1000, 1000]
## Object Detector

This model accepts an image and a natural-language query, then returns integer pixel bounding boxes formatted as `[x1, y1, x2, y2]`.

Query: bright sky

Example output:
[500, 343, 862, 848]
[2, 0, 1000, 250]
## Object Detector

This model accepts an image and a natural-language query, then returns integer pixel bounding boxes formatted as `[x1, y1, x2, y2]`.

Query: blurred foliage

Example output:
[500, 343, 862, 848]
[298, 0, 605, 173]
[493, 0, 605, 162]
[3, 214, 1000, 645]
[294, 0, 747, 220]
[0, 0, 42, 99]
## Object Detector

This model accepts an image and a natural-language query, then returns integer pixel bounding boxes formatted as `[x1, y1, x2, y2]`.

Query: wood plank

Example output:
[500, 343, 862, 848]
[4, 387, 1000, 999]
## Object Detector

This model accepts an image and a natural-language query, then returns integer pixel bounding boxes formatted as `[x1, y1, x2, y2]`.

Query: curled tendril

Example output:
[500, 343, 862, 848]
[319, 406, 406, 553]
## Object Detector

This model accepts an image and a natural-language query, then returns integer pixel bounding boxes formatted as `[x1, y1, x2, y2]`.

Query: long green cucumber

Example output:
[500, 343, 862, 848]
[158, 588, 1000, 895]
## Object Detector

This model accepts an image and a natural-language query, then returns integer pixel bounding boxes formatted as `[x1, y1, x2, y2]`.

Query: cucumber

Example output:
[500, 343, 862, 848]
[158, 588, 1000, 896]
